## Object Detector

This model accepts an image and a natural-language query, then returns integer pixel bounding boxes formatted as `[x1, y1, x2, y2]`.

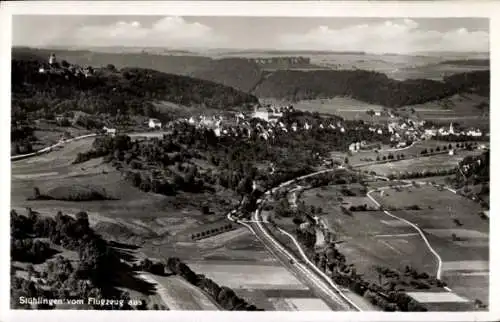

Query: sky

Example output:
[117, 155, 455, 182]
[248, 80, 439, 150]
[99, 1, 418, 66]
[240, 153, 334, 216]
[12, 16, 489, 54]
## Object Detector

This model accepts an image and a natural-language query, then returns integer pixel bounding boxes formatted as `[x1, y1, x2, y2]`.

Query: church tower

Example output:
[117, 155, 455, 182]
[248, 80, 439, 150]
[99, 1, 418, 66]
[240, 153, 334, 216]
[49, 53, 56, 65]
[449, 122, 454, 134]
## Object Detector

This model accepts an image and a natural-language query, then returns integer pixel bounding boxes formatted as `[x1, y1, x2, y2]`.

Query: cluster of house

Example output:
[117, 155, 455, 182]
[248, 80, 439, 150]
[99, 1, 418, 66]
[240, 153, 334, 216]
[247, 56, 311, 65]
[38, 53, 94, 78]
[423, 123, 483, 138]
[164, 105, 350, 141]
[251, 105, 295, 123]
[348, 141, 381, 152]
[386, 119, 425, 143]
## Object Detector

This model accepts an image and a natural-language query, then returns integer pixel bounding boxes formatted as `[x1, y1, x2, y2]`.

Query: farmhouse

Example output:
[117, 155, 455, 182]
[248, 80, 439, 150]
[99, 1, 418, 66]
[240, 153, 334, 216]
[148, 118, 162, 129]
[103, 126, 117, 137]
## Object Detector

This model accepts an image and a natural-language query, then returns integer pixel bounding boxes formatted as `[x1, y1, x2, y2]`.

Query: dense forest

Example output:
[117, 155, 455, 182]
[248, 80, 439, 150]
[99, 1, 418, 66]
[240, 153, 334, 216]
[253, 69, 490, 107]
[453, 150, 490, 188]
[11, 59, 259, 125]
[11, 209, 144, 310]
[189, 58, 263, 92]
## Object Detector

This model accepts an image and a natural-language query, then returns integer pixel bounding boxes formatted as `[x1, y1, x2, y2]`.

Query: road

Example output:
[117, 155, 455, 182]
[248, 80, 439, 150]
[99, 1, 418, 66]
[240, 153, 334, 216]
[228, 168, 363, 311]
[365, 174, 460, 292]
[12, 131, 461, 308]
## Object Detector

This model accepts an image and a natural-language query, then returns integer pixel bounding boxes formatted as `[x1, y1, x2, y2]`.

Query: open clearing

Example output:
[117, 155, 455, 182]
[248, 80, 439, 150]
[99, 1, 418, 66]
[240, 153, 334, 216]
[349, 138, 485, 168]
[182, 260, 334, 311]
[281, 298, 332, 311]
[372, 184, 489, 305]
[401, 93, 489, 128]
[441, 260, 489, 272]
[11, 136, 240, 246]
[301, 185, 438, 286]
[359, 150, 483, 176]
[301, 181, 489, 309]
[138, 273, 220, 310]
[185, 262, 309, 290]
[290, 98, 388, 121]
[406, 291, 469, 303]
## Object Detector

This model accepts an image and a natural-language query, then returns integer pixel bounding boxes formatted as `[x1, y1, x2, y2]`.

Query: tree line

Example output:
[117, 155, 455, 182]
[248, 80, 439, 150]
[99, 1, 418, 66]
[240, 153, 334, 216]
[10, 208, 139, 310]
[166, 257, 262, 310]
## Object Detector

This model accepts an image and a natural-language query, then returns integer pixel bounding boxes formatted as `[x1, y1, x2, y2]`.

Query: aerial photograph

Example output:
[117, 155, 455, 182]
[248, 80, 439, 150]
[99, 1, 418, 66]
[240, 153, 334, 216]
[9, 14, 490, 312]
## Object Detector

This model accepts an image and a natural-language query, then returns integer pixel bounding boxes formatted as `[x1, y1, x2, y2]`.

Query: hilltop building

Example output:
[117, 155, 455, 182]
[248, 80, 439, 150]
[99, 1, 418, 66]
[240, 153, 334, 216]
[252, 106, 283, 123]
[49, 53, 56, 65]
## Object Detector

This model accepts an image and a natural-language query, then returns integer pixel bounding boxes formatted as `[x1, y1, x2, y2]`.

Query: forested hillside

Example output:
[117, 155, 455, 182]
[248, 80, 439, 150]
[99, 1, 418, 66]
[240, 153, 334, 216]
[11, 59, 259, 123]
[12, 47, 490, 110]
[189, 58, 263, 93]
[253, 69, 489, 107]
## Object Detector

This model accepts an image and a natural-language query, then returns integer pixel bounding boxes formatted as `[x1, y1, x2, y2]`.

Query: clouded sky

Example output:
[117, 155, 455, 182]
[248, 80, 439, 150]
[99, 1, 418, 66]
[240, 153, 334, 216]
[12, 16, 489, 53]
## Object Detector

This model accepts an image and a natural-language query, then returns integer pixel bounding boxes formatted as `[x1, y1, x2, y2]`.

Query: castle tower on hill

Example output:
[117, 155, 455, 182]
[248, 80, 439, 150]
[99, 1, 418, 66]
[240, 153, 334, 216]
[49, 53, 56, 65]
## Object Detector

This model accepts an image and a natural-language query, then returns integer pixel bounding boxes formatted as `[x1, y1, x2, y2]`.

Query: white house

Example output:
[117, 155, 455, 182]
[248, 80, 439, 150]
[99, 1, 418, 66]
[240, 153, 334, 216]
[467, 129, 482, 137]
[449, 149, 455, 156]
[375, 111, 381, 116]
[148, 118, 162, 129]
[425, 128, 437, 136]
[253, 110, 269, 122]
[103, 126, 117, 137]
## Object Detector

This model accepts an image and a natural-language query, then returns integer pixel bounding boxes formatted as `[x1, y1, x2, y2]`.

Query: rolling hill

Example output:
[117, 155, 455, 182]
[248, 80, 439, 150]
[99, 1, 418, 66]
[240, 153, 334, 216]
[11, 58, 259, 125]
[12, 47, 490, 110]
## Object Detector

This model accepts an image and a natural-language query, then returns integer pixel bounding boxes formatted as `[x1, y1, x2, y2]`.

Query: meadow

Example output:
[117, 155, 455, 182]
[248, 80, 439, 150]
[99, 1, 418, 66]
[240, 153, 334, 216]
[372, 184, 489, 306]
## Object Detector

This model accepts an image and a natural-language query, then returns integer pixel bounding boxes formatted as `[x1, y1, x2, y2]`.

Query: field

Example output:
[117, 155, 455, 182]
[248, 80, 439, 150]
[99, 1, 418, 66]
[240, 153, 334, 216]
[300, 182, 488, 310]
[358, 150, 483, 176]
[348, 138, 486, 167]
[389, 63, 489, 81]
[301, 186, 437, 277]
[137, 273, 220, 310]
[401, 93, 489, 128]
[371, 184, 489, 306]
[185, 260, 332, 311]
[11, 136, 240, 243]
[278, 98, 389, 122]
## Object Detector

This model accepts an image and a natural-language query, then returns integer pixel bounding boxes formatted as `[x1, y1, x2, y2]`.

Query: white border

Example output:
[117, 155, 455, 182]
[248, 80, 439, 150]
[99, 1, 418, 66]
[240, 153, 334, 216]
[1, 2, 499, 322]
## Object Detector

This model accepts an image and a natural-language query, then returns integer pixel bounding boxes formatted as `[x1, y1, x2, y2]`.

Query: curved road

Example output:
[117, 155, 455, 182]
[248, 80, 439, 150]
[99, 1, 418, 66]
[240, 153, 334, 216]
[365, 174, 460, 291]
[228, 168, 363, 311]
[14, 132, 453, 308]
